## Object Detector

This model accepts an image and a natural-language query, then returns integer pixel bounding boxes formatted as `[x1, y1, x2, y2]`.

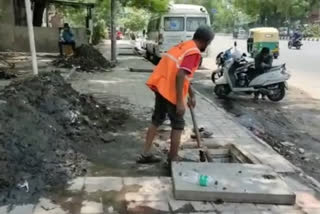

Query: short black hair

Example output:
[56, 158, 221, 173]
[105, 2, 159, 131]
[64, 23, 70, 28]
[261, 47, 270, 55]
[193, 25, 214, 43]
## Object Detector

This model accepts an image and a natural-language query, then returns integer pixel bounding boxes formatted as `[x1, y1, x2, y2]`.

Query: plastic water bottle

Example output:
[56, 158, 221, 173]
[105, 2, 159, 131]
[181, 171, 213, 187]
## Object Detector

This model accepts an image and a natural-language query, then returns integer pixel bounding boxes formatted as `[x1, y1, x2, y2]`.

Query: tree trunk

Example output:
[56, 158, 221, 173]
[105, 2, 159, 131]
[111, 0, 117, 62]
[32, 0, 46, 26]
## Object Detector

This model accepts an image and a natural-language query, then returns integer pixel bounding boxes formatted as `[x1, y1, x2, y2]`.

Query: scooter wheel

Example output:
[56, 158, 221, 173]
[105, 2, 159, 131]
[214, 84, 230, 99]
[267, 83, 286, 102]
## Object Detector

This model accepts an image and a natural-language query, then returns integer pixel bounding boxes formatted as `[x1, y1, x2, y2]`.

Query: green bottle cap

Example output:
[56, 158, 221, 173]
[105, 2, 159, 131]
[199, 175, 208, 186]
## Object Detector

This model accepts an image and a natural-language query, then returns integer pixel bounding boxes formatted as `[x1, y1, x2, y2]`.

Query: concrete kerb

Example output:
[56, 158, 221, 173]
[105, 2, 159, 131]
[193, 88, 320, 192]
[280, 36, 320, 41]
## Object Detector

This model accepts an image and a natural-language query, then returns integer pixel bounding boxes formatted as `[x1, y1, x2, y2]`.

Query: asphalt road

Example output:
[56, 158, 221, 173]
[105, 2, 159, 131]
[207, 35, 320, 99]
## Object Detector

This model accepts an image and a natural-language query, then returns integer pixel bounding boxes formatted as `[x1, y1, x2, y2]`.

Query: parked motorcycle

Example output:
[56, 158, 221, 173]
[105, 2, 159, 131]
[288, 38, 303, 49]
[214, 54, 290, 102]
[211, 42, 243, 83]
[211, 48, 231, 83]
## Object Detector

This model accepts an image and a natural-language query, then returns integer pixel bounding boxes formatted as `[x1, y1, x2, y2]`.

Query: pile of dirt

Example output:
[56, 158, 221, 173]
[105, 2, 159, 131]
[0, 68, 17, 79]
[0, 71, 128, 204]
[52, 45, 114, 72]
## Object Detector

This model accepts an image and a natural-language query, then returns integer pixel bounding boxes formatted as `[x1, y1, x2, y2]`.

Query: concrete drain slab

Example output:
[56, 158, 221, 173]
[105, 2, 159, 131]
[172, 162, 296, 205]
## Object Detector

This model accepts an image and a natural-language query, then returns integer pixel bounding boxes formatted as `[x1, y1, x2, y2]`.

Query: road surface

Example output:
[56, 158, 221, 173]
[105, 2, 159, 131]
[207, 35, 320, 99]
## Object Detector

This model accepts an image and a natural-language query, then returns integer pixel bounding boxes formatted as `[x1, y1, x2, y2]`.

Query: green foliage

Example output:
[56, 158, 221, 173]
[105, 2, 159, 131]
[92, 19, 107, 45]
[124, 0, 170, 13]
[174, 0, 318, 30]
[58, 6, 87, 27]
[174, 0, 254, 32]
[233, 0, 318, 26]
[120, 8, 150, 32]
[304, 24, 320, 38]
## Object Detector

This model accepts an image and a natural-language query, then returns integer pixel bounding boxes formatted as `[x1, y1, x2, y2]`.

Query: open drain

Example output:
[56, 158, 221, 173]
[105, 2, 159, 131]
[180, 144, 257, 164]
[205, 144, 255, 164]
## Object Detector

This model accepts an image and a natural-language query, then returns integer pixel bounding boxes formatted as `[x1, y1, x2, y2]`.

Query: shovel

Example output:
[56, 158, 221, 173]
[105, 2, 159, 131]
[189, 106, 207, 162]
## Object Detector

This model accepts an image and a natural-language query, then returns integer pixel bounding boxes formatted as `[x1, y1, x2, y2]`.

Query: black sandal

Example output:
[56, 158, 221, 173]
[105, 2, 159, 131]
[136, 154, 162, 164]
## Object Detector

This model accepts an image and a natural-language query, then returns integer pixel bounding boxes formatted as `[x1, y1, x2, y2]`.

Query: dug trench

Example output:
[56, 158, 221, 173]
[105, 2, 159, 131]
[0, 71, 167, 206]
[193, 79, 320, 183]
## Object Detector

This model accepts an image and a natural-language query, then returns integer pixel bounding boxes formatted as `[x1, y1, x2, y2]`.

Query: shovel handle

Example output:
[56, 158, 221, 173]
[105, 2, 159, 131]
[189, 107, 201, 148]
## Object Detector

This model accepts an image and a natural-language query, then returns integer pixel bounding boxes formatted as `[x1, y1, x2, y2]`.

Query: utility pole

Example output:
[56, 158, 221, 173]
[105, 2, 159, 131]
[111, 0, 117, 62]
[25, 0, 38, 75]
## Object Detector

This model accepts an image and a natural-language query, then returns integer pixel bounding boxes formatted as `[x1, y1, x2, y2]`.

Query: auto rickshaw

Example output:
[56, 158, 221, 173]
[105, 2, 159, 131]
[247, 27, 279, 59]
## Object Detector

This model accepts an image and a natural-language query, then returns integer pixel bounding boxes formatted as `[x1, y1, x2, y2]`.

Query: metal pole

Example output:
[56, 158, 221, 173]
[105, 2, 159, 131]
[25, 0, 38, 75]
[45, 3, 49, 27]
[111, 0, 117, 62]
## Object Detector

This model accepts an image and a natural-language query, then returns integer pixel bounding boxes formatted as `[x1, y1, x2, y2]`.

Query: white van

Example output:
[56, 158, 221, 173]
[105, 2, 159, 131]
[145, 4, 211, 60]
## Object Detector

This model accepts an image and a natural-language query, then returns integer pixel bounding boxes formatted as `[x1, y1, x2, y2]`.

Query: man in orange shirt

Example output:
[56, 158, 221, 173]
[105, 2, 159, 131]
[137, 26, 214, 164]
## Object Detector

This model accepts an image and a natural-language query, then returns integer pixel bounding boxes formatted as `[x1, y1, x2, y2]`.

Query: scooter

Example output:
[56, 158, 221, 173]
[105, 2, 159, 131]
[211, 42, 245, 83]
[214, 54, 290, 102]
[211, 48, 231, 83]
[288, 38, 303, 49]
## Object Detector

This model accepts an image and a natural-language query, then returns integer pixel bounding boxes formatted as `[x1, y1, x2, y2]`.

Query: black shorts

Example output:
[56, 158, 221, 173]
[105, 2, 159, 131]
[152, 92, 185, 130]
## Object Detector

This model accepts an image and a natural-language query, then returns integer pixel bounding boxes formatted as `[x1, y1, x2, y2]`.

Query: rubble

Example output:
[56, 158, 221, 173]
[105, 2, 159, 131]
[0, 71, 128, 204]
[280, 141, 295, 147]
[0, 68, 17, 79]
[52, 45, 115, 72]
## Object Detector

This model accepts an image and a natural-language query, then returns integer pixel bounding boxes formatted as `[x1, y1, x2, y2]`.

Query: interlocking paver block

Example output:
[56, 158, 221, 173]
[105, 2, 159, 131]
[7, 205, 34, 214]
[67, 177, 85, 192]
[80, 201, 103, 214]
[124, 177, 171, 202]
[296, 192, 320, 209]
[127, 201, 170, 213]
[33, 198, 67, 214]
[84, 177, 123, 193]
[191, 201, 215, 212]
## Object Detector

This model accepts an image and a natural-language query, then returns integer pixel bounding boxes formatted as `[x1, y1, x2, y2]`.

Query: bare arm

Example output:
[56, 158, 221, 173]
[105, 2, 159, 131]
[176, 69, 187, 103]
[176, 69, 187, 115]
[187, 84, 196, 108]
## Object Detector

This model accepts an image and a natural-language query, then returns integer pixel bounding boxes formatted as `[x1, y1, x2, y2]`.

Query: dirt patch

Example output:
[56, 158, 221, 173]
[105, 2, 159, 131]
[52, 45, 114, 72]
[0, 68, 17, 79]
[0, 71, 128, 204]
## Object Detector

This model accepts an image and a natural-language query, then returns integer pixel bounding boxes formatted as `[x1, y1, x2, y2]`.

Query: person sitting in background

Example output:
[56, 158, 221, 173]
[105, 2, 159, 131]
[59, 23, 76, 56]
[254, 47, 273, 100]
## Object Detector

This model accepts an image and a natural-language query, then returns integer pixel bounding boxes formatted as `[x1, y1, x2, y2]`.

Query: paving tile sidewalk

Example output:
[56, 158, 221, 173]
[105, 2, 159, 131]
[59, 41, 320, 213]
[3, 176, 317, 214]
[71, 53, 294, 173]
[66, 51, 320, 213]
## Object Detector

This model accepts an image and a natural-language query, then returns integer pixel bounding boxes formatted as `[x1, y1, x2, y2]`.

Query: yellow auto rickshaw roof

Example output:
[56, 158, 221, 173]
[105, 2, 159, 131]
[250, 27, 279, 34]
[250, 27, 279, 41]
